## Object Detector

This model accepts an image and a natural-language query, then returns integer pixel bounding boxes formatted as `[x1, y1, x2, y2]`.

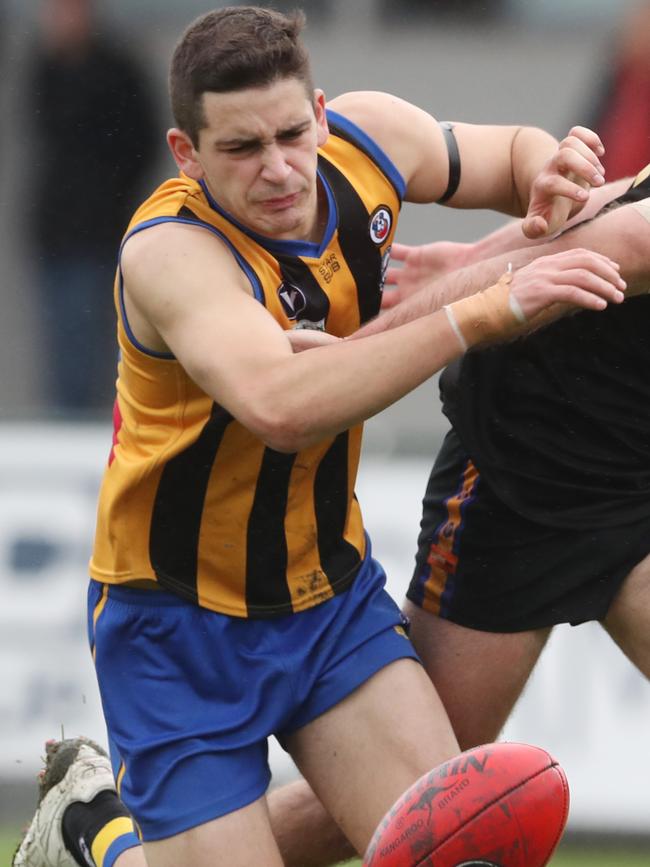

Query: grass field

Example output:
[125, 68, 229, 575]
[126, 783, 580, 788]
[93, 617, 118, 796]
[2, 827, 648, 867]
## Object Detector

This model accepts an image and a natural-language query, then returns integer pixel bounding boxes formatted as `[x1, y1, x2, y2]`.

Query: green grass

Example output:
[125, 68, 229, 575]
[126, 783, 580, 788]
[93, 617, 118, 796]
[1, 828, 21, 865]
[2, 826, 648, 866]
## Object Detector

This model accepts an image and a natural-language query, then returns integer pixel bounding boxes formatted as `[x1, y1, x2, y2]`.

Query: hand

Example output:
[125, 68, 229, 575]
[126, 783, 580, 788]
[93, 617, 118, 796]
[285, 328, 341, 352]
[522, 127, 606, 240]
[382, 241, 472, 309]
[510, 248, 626, 322]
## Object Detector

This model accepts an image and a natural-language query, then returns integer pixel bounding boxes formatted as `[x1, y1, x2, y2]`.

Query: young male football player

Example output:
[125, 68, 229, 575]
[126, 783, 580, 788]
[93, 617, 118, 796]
[13, 6, 624, 867]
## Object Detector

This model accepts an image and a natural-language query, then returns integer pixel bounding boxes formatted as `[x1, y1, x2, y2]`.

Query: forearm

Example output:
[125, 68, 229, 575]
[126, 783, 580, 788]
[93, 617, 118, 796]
[258, 310, 464, 451]
[470, 177, 633, 262]
[359, 256, 517, 338]
[360, 178, 637, 339]
[275, 246, 624, 447]
[548, 201, 650, 295]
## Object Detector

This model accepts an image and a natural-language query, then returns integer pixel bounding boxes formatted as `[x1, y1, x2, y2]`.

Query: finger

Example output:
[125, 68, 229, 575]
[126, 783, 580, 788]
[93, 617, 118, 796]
[521, 214, 549, 240]
[554, 146, 605, 187]
[530, 172, 591, 205]
[541, 248, 623, 276]
[548, 284, 620, 311]
[552, 268, 626, 301]
[383, 266, 403, 286]
[565, 125, 605, 157]
[387, 242, 412, 261]
[380, 290, 401, 309]
[558, 136, 606, 174]
[530, 256, 625, 290]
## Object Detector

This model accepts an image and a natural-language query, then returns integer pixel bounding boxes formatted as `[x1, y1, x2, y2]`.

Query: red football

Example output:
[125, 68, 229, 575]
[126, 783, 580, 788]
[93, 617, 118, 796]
[363, 742, 569, 867]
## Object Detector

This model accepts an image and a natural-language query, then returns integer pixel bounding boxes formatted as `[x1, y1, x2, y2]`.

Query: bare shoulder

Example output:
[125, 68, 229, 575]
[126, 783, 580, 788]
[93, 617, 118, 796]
[121, 221, 248, 301]
[328, 90, 437, 141]
[327, 90, 448, 201]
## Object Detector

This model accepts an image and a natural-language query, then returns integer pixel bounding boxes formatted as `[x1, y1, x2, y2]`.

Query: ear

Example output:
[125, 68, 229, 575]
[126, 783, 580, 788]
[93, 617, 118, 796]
[167, 128, 204, 180]
[313, 89, 329, 147]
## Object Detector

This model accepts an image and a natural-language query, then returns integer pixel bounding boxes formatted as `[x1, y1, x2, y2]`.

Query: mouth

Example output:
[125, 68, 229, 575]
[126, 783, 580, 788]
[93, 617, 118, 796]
[259, 191, 301, 211]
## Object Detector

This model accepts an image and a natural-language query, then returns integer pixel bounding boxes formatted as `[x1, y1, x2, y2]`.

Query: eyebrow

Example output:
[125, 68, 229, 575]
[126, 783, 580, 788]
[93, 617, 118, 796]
[214, 119, 312, 150]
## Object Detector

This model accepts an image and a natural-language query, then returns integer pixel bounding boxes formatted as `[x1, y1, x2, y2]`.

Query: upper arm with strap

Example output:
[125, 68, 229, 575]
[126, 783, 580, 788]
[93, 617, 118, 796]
[436, 121, 461, 204]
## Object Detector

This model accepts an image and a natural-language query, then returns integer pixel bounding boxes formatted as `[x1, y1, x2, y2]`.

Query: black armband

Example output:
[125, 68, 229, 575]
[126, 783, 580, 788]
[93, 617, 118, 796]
[436, 121, 461, 204]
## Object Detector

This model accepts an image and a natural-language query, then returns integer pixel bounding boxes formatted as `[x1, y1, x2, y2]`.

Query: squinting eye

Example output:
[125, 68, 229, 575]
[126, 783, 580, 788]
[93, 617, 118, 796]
[279, 129, 307, 141]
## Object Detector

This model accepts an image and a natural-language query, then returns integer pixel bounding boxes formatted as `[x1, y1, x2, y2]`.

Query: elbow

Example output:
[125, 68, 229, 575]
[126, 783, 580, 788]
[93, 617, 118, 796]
[243, 400, 313, 454]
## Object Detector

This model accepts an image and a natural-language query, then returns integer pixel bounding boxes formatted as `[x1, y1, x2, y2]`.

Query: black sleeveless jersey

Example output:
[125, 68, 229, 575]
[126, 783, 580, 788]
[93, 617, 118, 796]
[439, 167, 650, 530]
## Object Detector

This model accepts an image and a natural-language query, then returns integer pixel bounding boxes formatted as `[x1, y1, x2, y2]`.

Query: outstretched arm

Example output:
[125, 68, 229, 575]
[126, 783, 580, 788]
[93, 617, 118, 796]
[122, 223, 623, 453]
[359, 193, 646, 339]
[381, 176, 633, 309]
[329, 91, 606, 234]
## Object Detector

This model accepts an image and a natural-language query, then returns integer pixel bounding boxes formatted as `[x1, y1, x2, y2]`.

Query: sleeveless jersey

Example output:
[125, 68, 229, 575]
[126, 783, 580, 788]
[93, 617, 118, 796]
[89, 110, 404, 617]
[439, 165, 650, 530]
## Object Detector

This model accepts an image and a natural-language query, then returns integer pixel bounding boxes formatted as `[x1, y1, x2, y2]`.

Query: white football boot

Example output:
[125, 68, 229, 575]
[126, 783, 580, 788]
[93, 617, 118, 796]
[13, 737, 116, 867]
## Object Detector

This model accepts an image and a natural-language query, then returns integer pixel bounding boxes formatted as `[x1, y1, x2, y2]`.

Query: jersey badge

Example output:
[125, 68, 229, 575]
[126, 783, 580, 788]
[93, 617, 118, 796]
[277, 282, 308, 321]
[369, 205, 393, 245]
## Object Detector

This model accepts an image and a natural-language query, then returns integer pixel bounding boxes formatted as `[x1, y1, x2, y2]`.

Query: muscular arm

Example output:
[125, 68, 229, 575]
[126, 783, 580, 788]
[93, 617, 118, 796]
[467, 176, 633, 262]
[122, 224, 624, 452]
[327, 91, 604, 232]
[357, 195, 649, 339]
[121, 223, 471, 453]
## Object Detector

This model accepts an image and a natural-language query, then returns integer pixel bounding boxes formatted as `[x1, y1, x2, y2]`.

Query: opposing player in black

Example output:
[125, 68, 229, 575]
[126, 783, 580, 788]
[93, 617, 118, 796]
[391, 165, 650, 749]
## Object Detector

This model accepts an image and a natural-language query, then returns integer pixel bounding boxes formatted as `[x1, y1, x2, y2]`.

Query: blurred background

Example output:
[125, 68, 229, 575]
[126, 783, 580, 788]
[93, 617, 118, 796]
[1, 0, 649, 862]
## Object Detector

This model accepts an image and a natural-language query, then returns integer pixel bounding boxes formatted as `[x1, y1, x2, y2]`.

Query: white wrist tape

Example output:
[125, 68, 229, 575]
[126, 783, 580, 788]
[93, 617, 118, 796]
[443, 304, 468, 352]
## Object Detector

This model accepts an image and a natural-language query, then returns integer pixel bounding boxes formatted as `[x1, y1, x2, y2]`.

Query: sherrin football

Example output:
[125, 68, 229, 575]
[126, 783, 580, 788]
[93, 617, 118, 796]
[363, 741, 569, 867]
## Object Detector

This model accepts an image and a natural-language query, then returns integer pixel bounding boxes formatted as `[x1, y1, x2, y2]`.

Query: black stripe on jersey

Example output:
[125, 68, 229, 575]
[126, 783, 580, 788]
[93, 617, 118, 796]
[318, 158, 383, 323]
[178, 205, 201, 220]
[314, 431, 362, 588]
[615, 166, 650, 204]
[150, 403, 233, 603]
[328, 121, 403, 202]
[276, 253, 331, 324]
[245, 448, 296, 616]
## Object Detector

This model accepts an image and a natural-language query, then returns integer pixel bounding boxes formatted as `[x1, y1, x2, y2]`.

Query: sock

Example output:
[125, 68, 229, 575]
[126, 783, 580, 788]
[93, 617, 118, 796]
[62, 790, 140, 867]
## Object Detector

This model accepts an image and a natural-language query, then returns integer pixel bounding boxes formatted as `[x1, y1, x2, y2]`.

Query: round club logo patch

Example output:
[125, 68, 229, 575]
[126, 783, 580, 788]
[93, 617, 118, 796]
[277, 281, 307, 321]
[369, 205, 393, 245]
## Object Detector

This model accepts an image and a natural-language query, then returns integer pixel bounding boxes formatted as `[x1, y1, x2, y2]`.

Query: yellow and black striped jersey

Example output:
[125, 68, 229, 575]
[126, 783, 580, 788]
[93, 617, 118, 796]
[89, 110, 404, 617]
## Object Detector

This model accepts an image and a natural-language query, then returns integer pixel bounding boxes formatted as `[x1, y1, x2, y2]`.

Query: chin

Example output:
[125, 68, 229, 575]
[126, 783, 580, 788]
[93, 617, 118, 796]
[263, 211, 307, 239]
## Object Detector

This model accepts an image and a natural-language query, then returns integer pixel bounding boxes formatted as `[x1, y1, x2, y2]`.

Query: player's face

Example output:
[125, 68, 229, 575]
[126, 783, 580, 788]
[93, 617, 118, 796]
[192, 78, 328, 241]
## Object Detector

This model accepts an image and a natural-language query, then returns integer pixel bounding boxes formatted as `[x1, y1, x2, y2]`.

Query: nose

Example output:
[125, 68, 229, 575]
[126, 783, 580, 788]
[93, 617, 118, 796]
[260, 143, 292, 183]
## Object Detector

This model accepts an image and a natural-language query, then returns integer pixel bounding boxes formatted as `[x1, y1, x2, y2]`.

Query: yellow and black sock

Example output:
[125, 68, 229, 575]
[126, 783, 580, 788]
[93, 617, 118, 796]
[62, 790, 140, 867]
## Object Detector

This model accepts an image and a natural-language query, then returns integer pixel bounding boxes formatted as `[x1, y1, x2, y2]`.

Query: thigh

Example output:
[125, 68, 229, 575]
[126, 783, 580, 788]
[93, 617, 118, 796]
[285, 657, 459, 857]
[142, 795, 283, 867]
[603, 551, 650, 678]
[89, 582, 281, 841]
[403, 599, 551, 750]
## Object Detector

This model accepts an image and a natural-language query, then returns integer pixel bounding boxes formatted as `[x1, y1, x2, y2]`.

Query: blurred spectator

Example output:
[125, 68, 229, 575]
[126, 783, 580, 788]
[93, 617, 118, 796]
[27, 0, 160, 415]
[585, 1, 650, 180]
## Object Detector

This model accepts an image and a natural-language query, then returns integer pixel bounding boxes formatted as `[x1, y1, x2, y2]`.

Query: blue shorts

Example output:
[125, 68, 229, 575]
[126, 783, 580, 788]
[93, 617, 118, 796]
[88, 551, 418, 841]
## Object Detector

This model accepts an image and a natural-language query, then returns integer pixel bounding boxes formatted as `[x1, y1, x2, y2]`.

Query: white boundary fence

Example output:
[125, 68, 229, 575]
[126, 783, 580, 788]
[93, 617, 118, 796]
[1, 424, 648, 832]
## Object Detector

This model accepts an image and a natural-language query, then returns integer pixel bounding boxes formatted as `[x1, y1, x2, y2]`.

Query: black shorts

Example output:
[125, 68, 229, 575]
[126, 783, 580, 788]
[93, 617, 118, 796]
[406, 429, 650, 632]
